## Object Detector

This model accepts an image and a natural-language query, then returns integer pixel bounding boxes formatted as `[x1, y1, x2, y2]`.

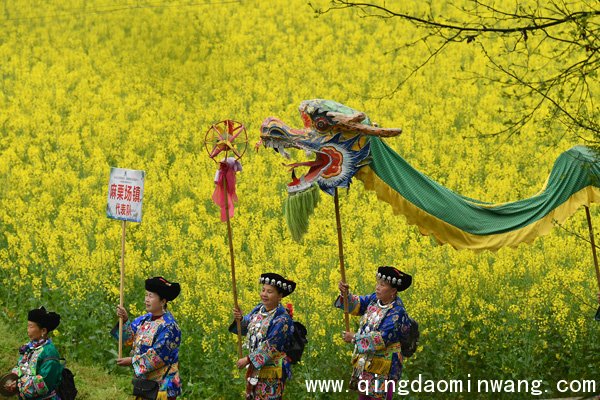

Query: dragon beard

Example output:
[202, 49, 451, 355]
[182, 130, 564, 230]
[283, 183, 321, 242]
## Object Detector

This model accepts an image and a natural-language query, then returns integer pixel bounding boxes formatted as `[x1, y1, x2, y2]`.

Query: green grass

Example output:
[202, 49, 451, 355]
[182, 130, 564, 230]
[0, 319, 132, 400]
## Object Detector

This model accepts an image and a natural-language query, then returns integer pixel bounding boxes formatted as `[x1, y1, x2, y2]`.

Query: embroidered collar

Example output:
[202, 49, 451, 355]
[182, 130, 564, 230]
[151, 314, 165, 321]
[19, 338, 50, 354]
[142, 311, 176, 325]
[259, 305, 278, 316]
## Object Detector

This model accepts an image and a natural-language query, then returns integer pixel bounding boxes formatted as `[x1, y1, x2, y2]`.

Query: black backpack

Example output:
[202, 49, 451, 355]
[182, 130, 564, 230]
[285, 321, 308, 364]
[44, 357, 78, 400]
[400, 317, 420, 358]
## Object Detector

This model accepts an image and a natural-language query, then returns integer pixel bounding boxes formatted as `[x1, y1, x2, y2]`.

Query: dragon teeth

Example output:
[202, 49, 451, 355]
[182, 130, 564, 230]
[263, 140, 291, 158]
[287, 177, 312, 194]
[277, 145, 290, 159]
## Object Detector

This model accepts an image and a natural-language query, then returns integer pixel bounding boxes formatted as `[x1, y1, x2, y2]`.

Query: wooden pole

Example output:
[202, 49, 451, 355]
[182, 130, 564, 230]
[334, 188, 350, 331]
[118, 220, 126, 359]
[223, 168, 243, 358]
[584, 206, 600, 292]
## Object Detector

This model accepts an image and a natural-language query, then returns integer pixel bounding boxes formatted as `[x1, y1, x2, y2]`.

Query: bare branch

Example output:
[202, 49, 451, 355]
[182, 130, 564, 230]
[316, 1, 600, 35]
[316, 0, 599, 140]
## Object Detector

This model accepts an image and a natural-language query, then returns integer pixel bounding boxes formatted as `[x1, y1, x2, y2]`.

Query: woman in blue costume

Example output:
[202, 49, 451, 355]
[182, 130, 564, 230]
[114, 276, 182, 400]
[231, 272, 296, 400]
[336, 266, 413, 400]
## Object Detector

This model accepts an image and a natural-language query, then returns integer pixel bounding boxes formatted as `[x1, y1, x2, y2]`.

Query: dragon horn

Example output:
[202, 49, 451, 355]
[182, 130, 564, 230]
[328, 111, 403, 138]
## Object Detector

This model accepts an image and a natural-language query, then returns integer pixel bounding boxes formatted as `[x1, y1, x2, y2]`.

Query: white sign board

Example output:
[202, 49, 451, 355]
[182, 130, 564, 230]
[106, 168, 145, 223]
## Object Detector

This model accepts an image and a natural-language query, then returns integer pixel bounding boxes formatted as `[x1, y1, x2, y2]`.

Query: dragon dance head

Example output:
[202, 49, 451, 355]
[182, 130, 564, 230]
[259, 99, 402, 196]
[259, 100, 402, 241]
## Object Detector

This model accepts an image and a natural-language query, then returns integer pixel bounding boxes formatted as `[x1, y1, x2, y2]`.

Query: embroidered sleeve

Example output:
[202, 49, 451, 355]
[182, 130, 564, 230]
[16, 357, 61, 398]
[11, 355, 22, 375]
[111, 315, 144, 346]
[132, 323, 181, 377]
[229, 305, 260, 336]
[334, 293, 375, 316]
[241, 312, 253, 332]
[17, 373, 50, 398]
[248, 315, 292, 369]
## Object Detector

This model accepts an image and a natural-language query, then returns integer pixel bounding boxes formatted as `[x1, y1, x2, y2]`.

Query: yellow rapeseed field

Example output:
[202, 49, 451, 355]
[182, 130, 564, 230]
[0, 0, 598, 398]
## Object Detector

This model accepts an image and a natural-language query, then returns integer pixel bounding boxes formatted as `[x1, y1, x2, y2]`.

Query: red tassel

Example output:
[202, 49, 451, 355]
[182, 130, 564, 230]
[212, 158, 241, 221]
[285, 302, 294, 318]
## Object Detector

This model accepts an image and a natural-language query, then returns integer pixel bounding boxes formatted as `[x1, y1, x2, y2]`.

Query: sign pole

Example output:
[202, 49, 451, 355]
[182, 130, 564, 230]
[118, 220, 126, 358]
[107, 167, 145, 359]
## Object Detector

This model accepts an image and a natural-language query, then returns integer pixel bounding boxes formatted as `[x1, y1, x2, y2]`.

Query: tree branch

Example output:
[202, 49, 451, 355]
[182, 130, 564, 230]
[315, 1, 600, 35]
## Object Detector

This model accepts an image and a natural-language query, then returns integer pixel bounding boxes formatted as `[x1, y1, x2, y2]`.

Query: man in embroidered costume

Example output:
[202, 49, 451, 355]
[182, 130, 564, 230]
[336, 266, 413, 400]
[114, 276, 182, 400]
[231, 273, 296, 400]
[4, 306, 64, 399]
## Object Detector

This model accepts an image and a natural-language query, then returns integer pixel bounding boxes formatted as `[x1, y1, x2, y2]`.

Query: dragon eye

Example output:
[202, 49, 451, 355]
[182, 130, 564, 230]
[314, 117, 331, 132]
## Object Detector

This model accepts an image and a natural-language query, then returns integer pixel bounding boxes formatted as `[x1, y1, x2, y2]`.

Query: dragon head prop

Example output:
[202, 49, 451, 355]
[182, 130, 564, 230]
[259, 99, 402, 240]
[259, 99, 402, 196]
